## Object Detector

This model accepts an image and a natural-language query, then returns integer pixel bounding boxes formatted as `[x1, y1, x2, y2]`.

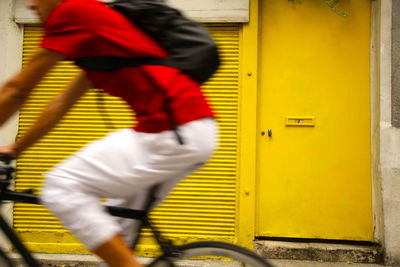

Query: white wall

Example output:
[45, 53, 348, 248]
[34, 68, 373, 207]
[0, 0, 23, 251]
[371, 0, 384, 246]
[14, 0, 250, 23]
[0, 0, 22, 142]
[379, 0, 400, 265]
[167, 0, 249, 22]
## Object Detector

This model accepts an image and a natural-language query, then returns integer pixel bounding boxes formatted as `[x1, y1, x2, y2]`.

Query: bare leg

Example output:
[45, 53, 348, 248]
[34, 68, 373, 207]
[93, 234, 145, 267]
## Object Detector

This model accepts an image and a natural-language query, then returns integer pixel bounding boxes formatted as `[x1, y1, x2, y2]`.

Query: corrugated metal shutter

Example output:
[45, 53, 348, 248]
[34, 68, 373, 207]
[15, 24, 240, 253]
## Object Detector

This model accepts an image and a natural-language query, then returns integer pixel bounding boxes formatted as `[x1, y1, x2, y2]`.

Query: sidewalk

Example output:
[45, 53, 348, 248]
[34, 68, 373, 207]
[8, 239, 387, 267]
[270, 259, 388, 267]
[11, 253, 391, 267]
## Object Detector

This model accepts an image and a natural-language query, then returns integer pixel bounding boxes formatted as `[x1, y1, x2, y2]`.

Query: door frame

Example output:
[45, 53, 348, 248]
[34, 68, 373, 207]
[236, 0, 259, 249]
[235, 0, 382, 247]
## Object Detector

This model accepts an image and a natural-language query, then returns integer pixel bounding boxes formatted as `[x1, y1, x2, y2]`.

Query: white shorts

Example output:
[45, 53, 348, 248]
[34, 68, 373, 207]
[41, 118, 217, 250]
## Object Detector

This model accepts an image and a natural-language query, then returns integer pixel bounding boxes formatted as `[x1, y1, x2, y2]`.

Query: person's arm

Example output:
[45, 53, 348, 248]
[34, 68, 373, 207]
[0, 48, 63, 126]
[5, 72, 92, 158]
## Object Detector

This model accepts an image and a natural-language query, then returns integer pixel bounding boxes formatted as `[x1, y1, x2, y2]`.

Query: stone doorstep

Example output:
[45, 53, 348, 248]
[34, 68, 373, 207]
[255, 240, 383, 264]
[8, 241, 383, 266]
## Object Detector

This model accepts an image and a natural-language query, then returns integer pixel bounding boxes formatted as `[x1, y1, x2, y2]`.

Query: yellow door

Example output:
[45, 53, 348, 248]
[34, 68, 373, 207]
[257, 0, 373, 241]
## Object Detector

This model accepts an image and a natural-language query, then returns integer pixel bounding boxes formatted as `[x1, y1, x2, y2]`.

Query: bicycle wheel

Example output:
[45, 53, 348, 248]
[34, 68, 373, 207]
[0, 248, 14, 267]
[149, 241, 273, 267]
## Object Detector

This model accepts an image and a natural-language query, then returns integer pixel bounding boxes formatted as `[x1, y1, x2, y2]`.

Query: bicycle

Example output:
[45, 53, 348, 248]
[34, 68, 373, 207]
[0, 155, 273, 267]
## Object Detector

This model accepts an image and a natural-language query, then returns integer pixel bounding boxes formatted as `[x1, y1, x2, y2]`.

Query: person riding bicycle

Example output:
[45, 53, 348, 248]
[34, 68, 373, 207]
[0, 0, 217, 266]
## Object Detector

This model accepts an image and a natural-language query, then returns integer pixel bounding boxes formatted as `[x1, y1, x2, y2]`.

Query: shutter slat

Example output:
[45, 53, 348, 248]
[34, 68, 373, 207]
[15, 24, 240, 253]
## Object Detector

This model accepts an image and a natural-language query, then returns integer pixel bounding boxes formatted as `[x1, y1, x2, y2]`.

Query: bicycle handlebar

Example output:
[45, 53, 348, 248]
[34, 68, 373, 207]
[0, 155, 14, 164]
[0, 155, 15, 183]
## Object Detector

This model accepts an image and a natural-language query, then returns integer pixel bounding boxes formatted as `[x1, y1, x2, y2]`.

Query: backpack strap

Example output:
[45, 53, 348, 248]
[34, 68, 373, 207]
[75, 56, 175, 72]
[77, 56, 185, 144]
[138, 67, 185, 145]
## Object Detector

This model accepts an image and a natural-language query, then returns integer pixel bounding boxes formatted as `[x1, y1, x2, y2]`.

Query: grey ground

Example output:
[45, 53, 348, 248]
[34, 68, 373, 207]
[9, 253, 392, 267]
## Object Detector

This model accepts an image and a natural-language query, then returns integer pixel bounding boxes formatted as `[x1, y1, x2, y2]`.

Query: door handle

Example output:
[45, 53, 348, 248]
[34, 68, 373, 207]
[261, 129, 272, 137]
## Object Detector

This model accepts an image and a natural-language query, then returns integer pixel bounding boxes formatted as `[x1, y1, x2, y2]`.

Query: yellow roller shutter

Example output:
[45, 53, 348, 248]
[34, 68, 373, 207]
[15, 24, 240, 254]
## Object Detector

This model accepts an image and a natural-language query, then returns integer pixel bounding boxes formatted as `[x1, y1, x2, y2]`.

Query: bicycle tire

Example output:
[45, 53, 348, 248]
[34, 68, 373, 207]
[0, 248, 14, 267]
[149, 241, 274, 267]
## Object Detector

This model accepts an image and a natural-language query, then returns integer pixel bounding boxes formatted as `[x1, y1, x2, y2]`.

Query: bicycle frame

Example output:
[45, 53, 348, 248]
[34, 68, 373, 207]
[0, 174, 177, 266]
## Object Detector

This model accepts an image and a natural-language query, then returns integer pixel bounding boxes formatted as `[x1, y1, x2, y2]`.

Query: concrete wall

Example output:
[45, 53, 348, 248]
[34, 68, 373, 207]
[392, 0, 400, 127]
[0, 0, 23, 250]
[371, 0, 384, 247]
[379, 0, 400, 265]
[14, 0, 250, 23]
[0, 0, 22, 143]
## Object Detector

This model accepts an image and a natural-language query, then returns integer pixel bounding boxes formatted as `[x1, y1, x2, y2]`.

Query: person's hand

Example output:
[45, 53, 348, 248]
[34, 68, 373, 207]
[0, 144, 19, 159]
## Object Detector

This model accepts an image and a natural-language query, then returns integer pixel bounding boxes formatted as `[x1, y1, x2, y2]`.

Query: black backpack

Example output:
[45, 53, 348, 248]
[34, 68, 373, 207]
[75, 0, 220, 84]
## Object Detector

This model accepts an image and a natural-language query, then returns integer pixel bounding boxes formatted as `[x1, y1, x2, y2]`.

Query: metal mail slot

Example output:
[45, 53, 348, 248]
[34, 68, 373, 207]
[286, 117, 315, 127]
